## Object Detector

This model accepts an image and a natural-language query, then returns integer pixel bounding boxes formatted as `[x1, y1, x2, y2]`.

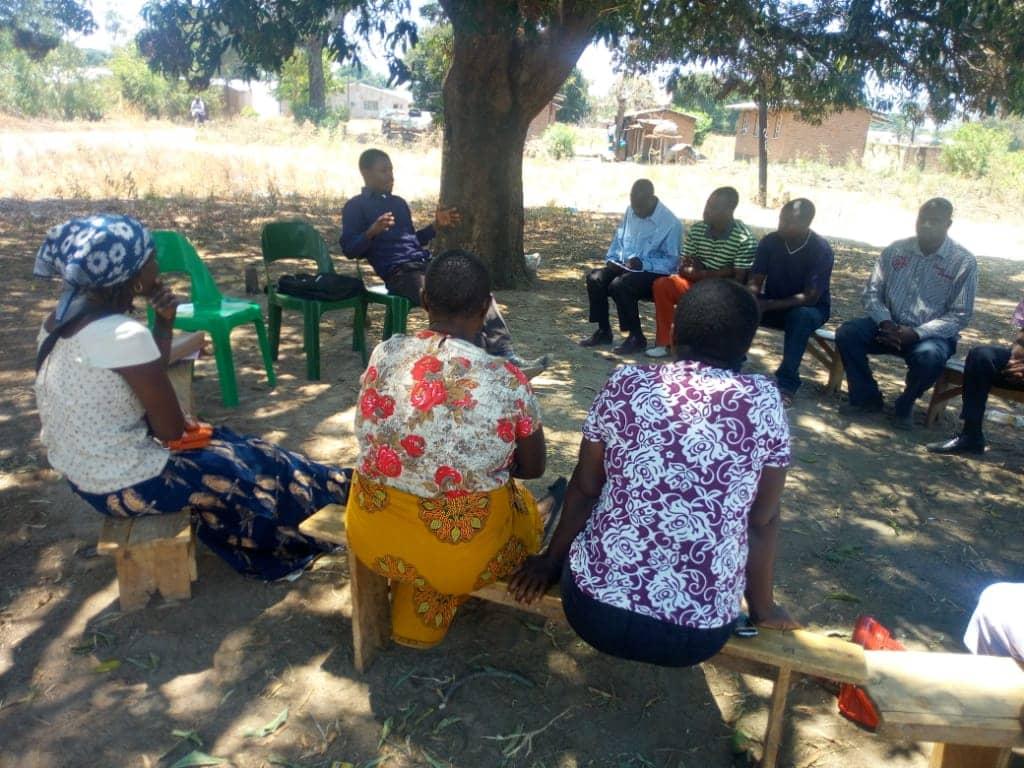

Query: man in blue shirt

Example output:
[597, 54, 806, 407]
[341, 148, 548, 376]
[748, 199, 834, 406]
[579, 179, 683, 355]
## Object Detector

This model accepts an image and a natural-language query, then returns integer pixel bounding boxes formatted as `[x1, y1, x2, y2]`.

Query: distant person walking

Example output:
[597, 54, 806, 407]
[190, 96, 207, 125]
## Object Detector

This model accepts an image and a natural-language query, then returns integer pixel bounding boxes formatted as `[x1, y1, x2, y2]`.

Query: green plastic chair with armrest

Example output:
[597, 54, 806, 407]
[261, 220, 369, 379]
[151, 230, 276, 407]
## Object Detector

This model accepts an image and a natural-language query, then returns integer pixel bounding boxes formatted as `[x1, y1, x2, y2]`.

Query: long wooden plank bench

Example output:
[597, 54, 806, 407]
[865, 650, 1024, 768]
[925, 359, 1024, 428]
[299, 504, 869, 768]
[299, 503, 1024, 767]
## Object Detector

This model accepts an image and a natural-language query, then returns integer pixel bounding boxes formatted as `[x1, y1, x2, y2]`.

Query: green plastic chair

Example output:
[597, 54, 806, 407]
[151, 230, 276, 408]
[365, 284, 412, 339]
[261, 221, 369, 380]
[345, 254, 412, 340]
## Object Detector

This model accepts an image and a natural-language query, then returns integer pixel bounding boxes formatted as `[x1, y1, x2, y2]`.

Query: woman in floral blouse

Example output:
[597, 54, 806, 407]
[511, 279, 798, 667]
[346, 250, 546, 647]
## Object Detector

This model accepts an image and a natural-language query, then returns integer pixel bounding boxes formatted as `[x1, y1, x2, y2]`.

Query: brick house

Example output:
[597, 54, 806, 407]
[527, 98, 563, 139]
[729, 103, 873, 165]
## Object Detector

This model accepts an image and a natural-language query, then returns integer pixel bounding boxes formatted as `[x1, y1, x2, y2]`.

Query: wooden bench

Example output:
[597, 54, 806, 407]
[299, 504, 869, 768]
[755, 326, 845, 394]
[925, 359, 1024, 428]
[300, 504, 1024, 767]
[865, 650, 1024, 768]
[98, 510, 197, 611]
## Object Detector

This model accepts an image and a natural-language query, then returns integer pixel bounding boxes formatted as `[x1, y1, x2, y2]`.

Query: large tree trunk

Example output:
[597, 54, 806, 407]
[306, 36, 326, 114]
[436, 1, 598, 288]
[756, 91, 769, 207]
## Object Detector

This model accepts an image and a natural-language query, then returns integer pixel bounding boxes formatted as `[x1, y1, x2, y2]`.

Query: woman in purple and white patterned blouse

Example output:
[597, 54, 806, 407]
[511, 279, 799, 667]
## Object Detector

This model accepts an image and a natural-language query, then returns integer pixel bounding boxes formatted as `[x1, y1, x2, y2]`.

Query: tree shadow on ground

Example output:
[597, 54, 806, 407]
[1, 196, 1022, 768]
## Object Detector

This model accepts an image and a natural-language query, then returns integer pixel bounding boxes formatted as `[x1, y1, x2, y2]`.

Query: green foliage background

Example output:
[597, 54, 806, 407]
[0, 35, 221, 121]
[943, 123, 1024, 181]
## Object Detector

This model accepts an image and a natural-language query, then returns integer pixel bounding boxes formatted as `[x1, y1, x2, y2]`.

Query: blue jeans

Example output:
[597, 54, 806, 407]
[560, 561, 735, 667]
[836, 316, 956, 416]
[760, 306, 828, 394]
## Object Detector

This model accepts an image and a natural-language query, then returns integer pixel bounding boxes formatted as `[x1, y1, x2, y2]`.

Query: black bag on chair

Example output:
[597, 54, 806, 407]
[277, 272, 364, 302]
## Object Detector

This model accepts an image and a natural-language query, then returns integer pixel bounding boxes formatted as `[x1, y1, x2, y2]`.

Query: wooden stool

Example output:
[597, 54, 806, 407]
[98, 511, 197, 611]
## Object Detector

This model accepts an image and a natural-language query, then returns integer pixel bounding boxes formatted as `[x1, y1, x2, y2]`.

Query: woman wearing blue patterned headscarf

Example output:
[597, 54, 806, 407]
[34, 214, 350, 583]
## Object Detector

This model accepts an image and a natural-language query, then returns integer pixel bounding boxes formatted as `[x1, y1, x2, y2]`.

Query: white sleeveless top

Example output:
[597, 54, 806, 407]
[35, 314, 170, 494]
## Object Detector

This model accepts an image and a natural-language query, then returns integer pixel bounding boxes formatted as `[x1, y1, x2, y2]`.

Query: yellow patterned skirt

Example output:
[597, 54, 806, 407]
[345, 471, 542, 648]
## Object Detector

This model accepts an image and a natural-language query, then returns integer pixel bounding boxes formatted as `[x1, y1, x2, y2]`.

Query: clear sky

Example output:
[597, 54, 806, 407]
[75, 0, 659, 99]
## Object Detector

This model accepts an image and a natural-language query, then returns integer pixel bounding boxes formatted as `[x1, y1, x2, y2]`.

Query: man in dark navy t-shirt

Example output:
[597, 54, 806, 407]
[748, 199, 834, 405]
[341, 148, 548, 377]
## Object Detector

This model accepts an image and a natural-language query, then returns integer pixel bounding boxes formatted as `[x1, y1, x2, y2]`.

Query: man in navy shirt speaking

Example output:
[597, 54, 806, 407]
[341, 148, 548, 377]
[747, 198, 834, 406]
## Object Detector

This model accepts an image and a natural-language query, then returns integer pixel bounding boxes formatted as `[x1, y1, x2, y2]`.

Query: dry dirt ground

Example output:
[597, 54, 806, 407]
[1, 196, 1022, 768]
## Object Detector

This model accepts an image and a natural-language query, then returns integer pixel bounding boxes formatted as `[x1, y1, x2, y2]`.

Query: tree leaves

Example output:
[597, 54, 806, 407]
[0, 0, 96, 58]
[168, 751, 228, 768]
[137, 1, 416, 91]
[623, 0, 1024, 120]
[243, 706, 289, 738]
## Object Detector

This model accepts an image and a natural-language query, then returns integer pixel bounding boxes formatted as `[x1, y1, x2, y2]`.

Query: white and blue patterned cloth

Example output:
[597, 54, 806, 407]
[33, 214, 154, 323]
[569, 361, 791, 630]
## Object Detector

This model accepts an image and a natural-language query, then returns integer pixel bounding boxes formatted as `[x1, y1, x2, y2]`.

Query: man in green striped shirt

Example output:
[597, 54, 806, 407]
[647, 187, 758, 358]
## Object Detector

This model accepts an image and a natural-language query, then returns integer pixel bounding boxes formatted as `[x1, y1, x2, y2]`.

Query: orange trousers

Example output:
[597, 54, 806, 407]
[652, 275, 694, 347]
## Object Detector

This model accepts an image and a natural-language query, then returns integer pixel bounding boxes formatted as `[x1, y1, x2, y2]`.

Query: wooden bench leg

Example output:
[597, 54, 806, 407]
[760, 666, 792, 768]
[349, 548, 391, 673]
[929, 743, 1012, 768]
[153, 537, 194, 603]
[114, 549, 157, 612]
[187, 533, 198, 582]
[114, 535, 195, 611]
[926, 370, 963, 428]
[826, 354, 845, 394]
[815, 337, 845, 394]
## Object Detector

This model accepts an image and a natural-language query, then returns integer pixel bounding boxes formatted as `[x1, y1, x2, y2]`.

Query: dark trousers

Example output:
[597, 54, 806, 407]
[760, 306, 828, 394]
[836, 316, 956, 416]
[385, 261, 514, 357]
[560, 561, 735, 668]
[960, 345, 1024, 437]
[586, 263, 660, 338]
